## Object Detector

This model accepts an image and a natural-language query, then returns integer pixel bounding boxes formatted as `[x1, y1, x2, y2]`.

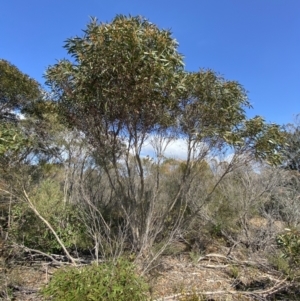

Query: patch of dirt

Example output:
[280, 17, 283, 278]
[148, 257, 254, 300]
[147, 242, 290, 301]
[0, 241, 57, 301]
[0, 262, 54, 301]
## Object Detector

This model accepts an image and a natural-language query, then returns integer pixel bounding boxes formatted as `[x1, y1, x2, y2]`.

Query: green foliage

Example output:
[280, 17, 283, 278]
[242, 117, 286, 165]
[10, 179, 90, 253]
[0, 60, 62, 170]
[179, 70, 250, 139]
[221, 116, 286, 165]
[282, 117, 300, 172]
[0, 59, 40, 156]
[0, 59, 40, 121]
[46, 15, 184, 135]
[46, 11, 285, 164]
[178, 71, 285, 164]
[207, 222, 223, 238]
[277, 228, 300, 267]
[40, 259, 149, 301]
[0, 123, 29, 155]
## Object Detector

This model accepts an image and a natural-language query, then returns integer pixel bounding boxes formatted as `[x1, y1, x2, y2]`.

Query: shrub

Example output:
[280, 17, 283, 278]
[276, 228, 300, 280]
[10, 180, 91, 253]
[40, 258, 149, 301]
[277, 228, 300, 267]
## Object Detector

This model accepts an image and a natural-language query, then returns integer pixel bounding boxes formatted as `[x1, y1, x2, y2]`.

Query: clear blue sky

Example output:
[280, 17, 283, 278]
[1, 0, 299, 125]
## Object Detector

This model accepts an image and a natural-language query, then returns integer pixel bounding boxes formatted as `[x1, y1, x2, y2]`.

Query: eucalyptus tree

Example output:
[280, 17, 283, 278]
[46, 15, 285, 261]
[46, 15, 185, 254]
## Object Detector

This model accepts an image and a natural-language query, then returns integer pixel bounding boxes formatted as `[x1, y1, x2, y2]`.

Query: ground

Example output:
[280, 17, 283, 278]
[0, 240, 298, 300]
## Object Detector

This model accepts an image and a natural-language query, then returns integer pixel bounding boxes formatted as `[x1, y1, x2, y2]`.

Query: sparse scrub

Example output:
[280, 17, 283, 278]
[0, 14, 298, 301]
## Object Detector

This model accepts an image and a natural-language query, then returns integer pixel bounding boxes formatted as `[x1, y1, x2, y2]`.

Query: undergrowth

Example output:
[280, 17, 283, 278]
[40, 258, 148, 301]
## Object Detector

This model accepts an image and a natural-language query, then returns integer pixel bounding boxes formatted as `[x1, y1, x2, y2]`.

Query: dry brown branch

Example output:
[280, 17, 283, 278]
[197, 253, 271, 272]
[16, 244, 61, 265]
[197, 253, 229, 262]
[198, 264, 229, 268]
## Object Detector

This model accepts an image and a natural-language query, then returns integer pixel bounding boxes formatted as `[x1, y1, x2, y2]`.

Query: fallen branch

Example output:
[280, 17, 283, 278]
[15, 244, 95, 266]
[197, 253, 230, 263]
[17, 245, 66, 265]
[198, 264, 229, 269]
[197, 253, 273, 272]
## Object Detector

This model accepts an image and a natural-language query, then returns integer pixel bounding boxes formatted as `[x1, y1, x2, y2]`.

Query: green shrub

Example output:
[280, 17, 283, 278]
[40, 258, 149, 301]
[10, 180, 91, 253]
[277, 228, 300, 266]
[276, 228, 300, 280]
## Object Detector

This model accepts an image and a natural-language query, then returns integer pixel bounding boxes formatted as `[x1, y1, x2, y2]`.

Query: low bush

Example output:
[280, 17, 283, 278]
[276, 228, 300, 279]
[277, 228, 300, 266]
[40, 258, 149, 301]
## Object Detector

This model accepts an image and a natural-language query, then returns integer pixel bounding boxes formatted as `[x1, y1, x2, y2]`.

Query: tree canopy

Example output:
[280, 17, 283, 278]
[46, 15, 285, 166]
[46, 16, 184, 135]
[0, 60, 42, 156]
[0, 59, 40, 122]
